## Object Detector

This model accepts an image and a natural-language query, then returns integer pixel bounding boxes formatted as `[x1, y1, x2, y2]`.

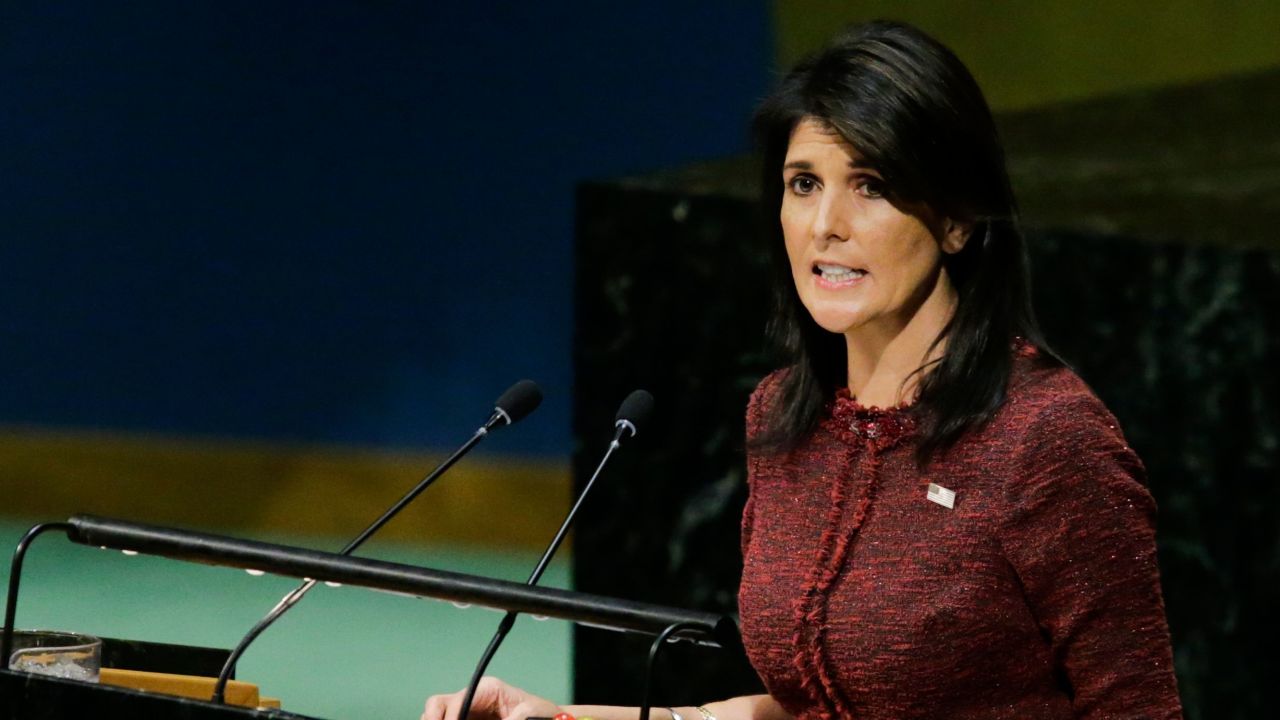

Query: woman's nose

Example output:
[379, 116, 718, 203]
[812, 193, 851, 246]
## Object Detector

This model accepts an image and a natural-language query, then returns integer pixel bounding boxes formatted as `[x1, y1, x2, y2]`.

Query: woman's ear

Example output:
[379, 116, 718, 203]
[941, 217, 973, 255]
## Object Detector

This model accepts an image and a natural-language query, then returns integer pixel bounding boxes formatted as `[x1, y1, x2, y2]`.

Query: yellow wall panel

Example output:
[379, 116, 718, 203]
[0, 427, 569, 550]
[774, 0, 1280, 110]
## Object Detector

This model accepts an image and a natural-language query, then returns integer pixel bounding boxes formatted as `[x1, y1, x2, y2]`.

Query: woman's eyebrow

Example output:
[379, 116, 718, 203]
[782, 159, 875, 171]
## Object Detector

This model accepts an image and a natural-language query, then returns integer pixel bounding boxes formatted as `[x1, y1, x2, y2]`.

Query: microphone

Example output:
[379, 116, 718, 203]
[613, 388, 654, 443]
[211, 379, 542, 703]
[489, 379, 542, 429]
[456, 389, 654, 720]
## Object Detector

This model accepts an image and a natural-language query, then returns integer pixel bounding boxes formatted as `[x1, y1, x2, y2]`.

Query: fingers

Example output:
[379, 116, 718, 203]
[423, 678, 508, 720]
[421, 692, 443, 720]
[422, 677, 564, 720]
[422, 688, 470, 720]
[421, 689, 459, 720]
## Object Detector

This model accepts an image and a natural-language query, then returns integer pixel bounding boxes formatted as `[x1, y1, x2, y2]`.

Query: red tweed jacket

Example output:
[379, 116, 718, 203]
[738, 353, 1183, 719]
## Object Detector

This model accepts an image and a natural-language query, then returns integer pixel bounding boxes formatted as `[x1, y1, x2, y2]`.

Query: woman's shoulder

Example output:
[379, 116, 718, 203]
[993, 355, 1144, 482]
[1001, 355, 1120, 433]
[748, 366, 791, 399]
[746, 366, 792, 432]
[747, 363, 793, 409]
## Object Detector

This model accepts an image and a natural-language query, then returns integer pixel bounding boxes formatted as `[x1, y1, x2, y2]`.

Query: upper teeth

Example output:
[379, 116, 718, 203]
[816, 264, 865, 279]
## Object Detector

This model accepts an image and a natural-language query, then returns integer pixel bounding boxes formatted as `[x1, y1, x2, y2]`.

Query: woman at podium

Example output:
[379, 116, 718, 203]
[423, 20, 1183, 720]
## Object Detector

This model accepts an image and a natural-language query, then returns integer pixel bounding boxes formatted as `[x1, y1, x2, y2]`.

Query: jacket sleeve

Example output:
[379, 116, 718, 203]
[998, 396, 1183, 719]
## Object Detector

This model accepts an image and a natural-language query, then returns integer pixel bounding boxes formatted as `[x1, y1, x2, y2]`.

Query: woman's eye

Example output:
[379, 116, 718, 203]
[788, 176, 818, 195]
[857, 177, 886, 198]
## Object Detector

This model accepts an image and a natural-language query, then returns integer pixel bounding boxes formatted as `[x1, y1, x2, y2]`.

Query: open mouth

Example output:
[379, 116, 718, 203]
[813, 263, 867, 283]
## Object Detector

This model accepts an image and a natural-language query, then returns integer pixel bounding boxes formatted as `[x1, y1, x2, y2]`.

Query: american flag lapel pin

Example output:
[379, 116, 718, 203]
[927, 483, 956, 509]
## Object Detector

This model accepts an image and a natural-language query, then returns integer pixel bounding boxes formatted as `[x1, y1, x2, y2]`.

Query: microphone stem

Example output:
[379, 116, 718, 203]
[526, 438, 618, 586]
[342, 424, 493, 555]
[458, 434, 623, 719]
[456, 610, 517, 720]
[212, 423, 493, 703]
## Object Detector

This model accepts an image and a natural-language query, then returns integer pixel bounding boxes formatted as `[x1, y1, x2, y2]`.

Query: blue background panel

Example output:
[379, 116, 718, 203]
[1, 1, 771, 456]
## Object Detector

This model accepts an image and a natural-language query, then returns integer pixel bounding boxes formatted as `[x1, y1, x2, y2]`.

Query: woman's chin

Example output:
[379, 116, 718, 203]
[808, 310, 866, 336]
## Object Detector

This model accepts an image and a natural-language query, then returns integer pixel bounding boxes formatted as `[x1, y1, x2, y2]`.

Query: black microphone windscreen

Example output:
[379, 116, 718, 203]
[615, 389, 655, 429]
[495, 380, 542, 425]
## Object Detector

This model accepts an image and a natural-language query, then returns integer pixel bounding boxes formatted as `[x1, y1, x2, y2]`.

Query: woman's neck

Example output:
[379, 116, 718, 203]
[844, 270, 957, 408]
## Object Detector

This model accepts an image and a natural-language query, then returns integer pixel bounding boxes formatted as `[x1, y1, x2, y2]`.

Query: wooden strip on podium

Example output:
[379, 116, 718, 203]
[100, 667, 270, 708]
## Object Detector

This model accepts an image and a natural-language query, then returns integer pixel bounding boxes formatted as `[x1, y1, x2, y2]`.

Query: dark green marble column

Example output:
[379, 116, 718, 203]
[572, 181, 770, 706]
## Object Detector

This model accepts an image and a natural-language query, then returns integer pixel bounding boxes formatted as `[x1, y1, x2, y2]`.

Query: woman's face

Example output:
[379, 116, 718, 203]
[780, 118, 966, 341]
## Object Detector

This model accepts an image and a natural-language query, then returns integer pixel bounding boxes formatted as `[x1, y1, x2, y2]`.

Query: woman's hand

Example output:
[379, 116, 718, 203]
[422, 677, 562, 720]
